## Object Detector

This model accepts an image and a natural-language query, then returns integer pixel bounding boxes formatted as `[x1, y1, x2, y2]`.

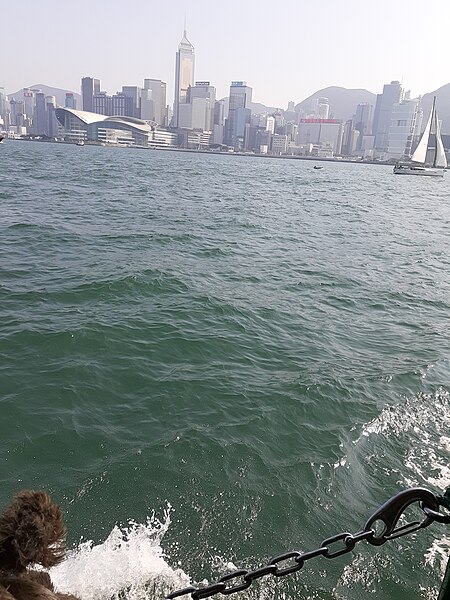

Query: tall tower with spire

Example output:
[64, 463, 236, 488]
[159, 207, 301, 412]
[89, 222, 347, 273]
[172, 27, 195, 128]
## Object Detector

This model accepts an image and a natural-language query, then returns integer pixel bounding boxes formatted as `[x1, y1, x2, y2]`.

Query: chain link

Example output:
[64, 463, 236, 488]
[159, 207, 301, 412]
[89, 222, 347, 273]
[166, 487, 449, 599]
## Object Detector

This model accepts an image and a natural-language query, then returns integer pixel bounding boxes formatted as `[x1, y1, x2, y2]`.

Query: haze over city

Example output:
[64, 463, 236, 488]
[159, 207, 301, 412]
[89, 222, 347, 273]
[4, 0, 450, 107]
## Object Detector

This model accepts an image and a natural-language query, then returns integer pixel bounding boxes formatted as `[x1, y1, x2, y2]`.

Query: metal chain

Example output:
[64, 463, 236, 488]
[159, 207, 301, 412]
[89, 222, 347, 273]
[166, 487, 450, 599]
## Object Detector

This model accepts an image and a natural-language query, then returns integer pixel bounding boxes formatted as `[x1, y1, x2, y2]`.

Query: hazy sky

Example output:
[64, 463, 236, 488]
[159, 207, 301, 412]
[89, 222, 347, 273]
[3, 0, 450, 107]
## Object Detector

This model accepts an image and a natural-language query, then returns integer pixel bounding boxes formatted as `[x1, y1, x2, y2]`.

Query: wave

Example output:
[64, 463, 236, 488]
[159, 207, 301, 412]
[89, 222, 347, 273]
[50, 505, 191, 600]
[326, 387, 450, 599]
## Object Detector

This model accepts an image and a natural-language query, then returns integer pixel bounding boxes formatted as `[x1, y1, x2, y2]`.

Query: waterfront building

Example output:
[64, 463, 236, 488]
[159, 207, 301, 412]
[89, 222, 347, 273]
[122, 86, 141, 118]
[177, 103, 193, 129]
[23, 89, 34, 119]
[9, 99, 19, 126]
[341, 119, 359, 155]
[0, 87, 5, 119]
[266, 115, 275, 134]
[387, 98, 419, 159]
[33, 92, 47, 135]
[143, 79, 167, 125]
[65, 93, 76, 109]
[140, 88, 153, 121]
[149, 127, 178, 148]
[285, 122, 298, 142]
[373, 80, 403, 152]
[255, 129, 271, 153]
[55, 107, 177, 148]
[81, 77, 100, 112]
[214, 100, 225, 127]
[213, 101, 225, 145]
[184, 129, 212, 150]
[296, 119, 343, 155]
[360, 135, 375, 158]
[224, 81, 252, 148]
[112, 92, 134, 117]
[212, 124, 224, 146]
[172, 29, 195, 128]
[317, 97, 330, 120]
[355, 102, 373, 136]
[188, 82, 216, 131]
[354, 102, 373, 150]
[243, 124, 258, 151]
[272, 134, 289, 155]
[190, 98, 210, 131]
[273, 110, 285, 133]
[46, 96, 59, 138]
[93, 92, 112, 116]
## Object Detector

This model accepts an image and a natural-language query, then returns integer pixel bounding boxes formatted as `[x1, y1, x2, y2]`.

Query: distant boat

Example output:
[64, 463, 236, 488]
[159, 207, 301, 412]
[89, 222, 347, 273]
[0, 136, 4, 143]
[314, 165, 323, 169]
[76, 140, 85, 146]
[393, 97, 447, 177]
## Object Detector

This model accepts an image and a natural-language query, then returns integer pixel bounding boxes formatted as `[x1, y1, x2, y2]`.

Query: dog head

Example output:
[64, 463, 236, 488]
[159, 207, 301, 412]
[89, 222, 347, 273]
[0, 491, 67, 573]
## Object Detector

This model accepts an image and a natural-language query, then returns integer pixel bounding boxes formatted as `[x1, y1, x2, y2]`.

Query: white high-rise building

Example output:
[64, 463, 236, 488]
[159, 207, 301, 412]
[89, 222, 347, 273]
[140, 88, 153, 121]
[172, 29, 195, 128]
[187, 82, 216, 131]
[373, 81, 403, 151]
[0, 87, 5, 121]
[122, 86, 142, 118]
[224, 81, 252, 147]
[143, 79, 167, 125]
[266, 116, 275, 134]
[387, 98, 419, 159]
[317, 97, 329, 119]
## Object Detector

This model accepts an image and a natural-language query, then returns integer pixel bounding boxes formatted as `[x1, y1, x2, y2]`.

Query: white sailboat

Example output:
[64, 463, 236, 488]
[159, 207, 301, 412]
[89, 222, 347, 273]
[393, 97, 447, 177]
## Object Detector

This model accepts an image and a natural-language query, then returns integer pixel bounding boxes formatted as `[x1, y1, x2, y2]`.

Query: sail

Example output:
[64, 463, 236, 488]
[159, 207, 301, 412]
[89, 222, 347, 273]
[411, 108, 432, 164]
[434, 111, 448, 168]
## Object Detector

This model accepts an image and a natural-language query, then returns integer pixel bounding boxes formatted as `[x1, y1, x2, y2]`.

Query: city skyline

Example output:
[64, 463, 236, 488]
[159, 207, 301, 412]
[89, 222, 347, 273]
[3, 0, 450, 108]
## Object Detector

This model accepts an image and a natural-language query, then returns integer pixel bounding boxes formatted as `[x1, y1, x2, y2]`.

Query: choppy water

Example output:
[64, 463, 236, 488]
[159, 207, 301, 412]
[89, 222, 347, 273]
[1, 140, 450, 599]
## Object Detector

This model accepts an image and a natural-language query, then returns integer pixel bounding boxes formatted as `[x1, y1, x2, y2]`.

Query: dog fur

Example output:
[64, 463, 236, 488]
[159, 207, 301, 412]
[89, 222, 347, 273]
[0, 491, 79, 600]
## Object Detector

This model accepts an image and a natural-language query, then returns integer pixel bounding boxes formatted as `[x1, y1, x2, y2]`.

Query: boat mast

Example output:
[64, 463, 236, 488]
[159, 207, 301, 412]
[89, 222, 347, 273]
[432, 96, 437, 168]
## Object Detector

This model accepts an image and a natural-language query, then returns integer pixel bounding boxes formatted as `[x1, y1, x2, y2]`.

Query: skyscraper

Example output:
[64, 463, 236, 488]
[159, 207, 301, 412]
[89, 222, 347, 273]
[33, 92, 47, 135]
[172, 29, 195, 128]
[354, 102, 373, 150]
[355, 102, 373, 136]
[23, 89, 34, 119]
[82, 77, 100, 112]
[317, 98, 330, 119]
[65, 93, 76, 109]
[46, 96, 59, 137]
[0, 87, 5, 121]
[224, 81, 252, 147]
[387, 98, 419, 159]
[93, 92, 112, 116]
[122, 86, 141, 118]
[143, 79, 167, 125]
[188, 82, 216, 131]
[112, 92, 134, 117]
[373, 81, 403, 152]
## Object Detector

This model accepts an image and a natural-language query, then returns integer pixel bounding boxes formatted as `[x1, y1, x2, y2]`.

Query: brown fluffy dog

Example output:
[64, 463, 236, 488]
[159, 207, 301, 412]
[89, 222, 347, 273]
[0, 491, 79, 600]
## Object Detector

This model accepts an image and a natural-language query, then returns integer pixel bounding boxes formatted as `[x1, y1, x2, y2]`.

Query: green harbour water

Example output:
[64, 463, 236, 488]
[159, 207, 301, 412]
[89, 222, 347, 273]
[1, 140, 450, 599]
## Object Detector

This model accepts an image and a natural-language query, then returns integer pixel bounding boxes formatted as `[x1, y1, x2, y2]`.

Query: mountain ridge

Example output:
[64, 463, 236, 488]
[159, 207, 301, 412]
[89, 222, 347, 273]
[7, 82, 450, 132]
[7, 84, 82, 108]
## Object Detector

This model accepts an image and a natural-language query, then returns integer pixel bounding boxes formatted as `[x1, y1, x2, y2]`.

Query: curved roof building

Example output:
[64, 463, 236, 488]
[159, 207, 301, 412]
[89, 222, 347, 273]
[55, 107, 164, 146]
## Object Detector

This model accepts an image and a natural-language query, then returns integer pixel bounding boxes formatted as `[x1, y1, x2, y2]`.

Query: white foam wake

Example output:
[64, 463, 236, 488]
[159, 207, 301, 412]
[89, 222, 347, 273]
[50, 505, 191, 600]
[332, 388, 450, 598]
[354, 388, 450, 490]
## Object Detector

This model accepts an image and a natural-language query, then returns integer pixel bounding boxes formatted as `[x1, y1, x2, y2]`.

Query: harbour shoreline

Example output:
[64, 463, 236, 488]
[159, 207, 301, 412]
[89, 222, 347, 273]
[9, 136, 394, 167]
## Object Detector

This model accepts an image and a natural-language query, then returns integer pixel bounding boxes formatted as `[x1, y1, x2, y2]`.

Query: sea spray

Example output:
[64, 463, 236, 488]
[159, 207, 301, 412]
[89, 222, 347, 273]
[50, 504, 191, 599]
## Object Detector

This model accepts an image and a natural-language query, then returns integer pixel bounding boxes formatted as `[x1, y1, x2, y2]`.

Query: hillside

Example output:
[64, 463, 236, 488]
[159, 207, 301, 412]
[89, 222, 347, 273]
[296, 86, 377, 121]
[419, 84, 450, 133]
[6, 82, 450, 132]
[7, 84, 81, 108]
